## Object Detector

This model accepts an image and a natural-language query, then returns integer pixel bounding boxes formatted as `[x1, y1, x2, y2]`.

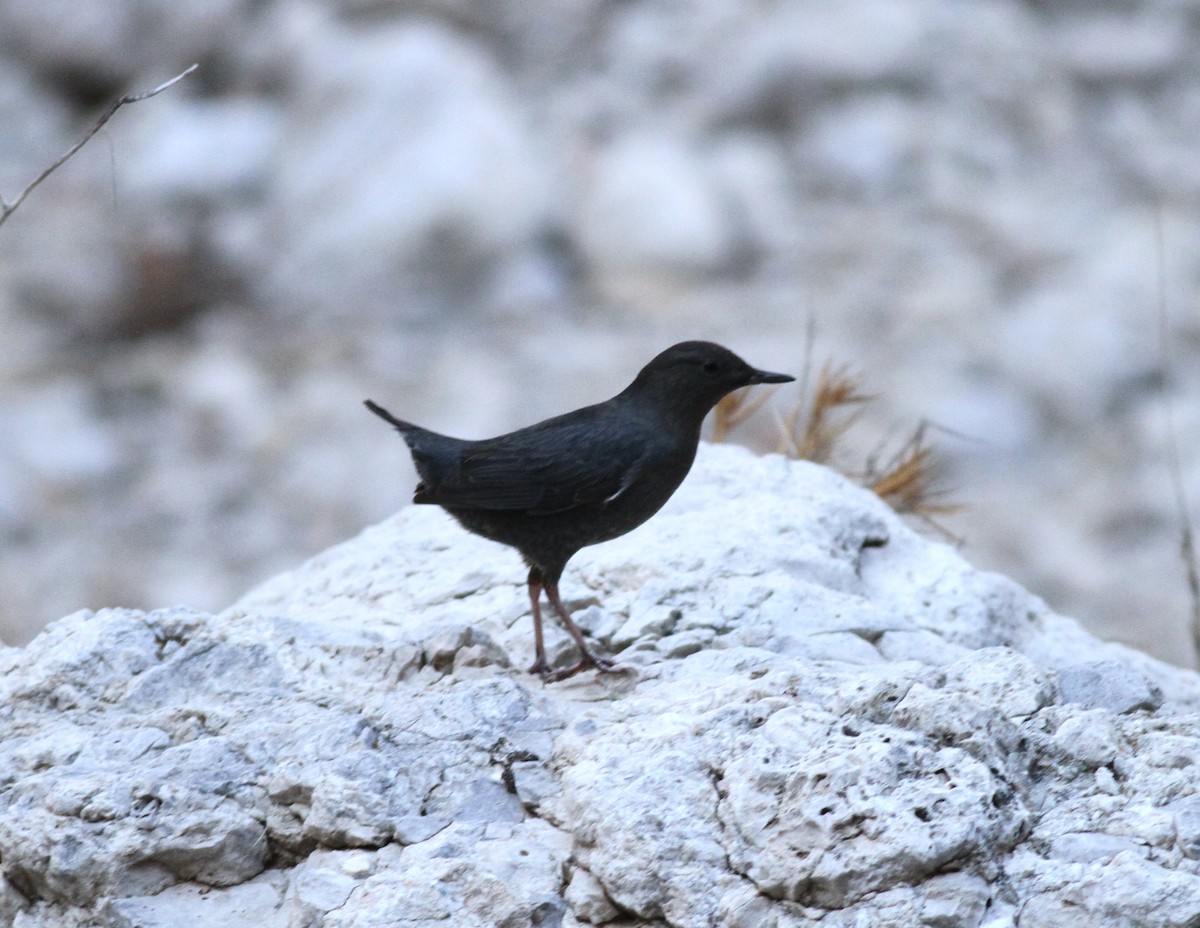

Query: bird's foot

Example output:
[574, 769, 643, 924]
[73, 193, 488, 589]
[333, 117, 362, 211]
[540, 650, 618, 683]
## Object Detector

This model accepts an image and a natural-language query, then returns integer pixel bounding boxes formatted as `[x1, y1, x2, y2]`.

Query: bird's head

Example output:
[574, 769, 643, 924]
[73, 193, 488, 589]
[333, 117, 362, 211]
[626, 341, 794, 422]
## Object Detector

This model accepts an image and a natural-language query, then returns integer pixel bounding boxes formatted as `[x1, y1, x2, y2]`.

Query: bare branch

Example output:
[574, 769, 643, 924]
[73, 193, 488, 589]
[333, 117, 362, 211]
[0, 63, 198, 230]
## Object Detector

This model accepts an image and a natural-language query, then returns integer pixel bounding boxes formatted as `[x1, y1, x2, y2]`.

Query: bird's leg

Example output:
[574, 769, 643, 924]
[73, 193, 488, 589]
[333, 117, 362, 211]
[526, 567, 551, 676]
[541, 579, 616, 682]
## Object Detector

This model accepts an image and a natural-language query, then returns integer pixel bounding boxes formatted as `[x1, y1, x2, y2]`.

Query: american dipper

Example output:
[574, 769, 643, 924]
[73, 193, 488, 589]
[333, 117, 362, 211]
[365, 341, 794, 681]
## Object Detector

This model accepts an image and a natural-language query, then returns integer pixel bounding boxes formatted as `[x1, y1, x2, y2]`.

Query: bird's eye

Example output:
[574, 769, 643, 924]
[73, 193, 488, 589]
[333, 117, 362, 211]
[702, 360, 720, 375]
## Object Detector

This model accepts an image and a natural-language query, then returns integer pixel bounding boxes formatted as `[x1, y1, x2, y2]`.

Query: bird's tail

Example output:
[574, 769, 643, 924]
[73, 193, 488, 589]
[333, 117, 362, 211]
[364, 399, 463, 504]
[364, 399, 417, 433]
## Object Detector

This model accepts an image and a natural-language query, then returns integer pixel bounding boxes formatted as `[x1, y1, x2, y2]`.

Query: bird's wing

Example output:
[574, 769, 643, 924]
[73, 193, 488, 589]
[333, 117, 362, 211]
[419, 406, 653, 514]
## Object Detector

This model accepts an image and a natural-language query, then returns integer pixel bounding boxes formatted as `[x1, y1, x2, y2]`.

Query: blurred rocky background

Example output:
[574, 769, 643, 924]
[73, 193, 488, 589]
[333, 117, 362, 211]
[1, 0, 1199, 663]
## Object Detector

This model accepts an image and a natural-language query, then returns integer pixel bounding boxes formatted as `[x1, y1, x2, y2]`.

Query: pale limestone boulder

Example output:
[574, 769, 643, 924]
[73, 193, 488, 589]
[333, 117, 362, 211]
[2, 445, 1199, 927]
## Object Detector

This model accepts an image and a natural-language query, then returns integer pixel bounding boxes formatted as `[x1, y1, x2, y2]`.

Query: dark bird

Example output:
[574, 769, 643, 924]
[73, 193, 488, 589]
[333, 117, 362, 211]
[365, 341, 794, 681]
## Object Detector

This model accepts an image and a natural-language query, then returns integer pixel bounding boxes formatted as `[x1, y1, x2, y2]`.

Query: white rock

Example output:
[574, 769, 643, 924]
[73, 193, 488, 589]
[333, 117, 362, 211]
[0, 0, 249, 87]
[705, 0, 933, 119]
[1051, 711, 1120, 768]
[1048, 831, 1149, 864]
[1017, 852, 1200, 928]
[920, 870, 993, 928]
[564, 866, 618, 924]
[0, 380, 124, 483]
[1173, 798, 1200, 860]
[121, 96, 281, 201]
[261, 16, 550, 319]
[2, 446, 1200, 927]
[576, 132, 739, 277]
[102, 877, 286, 928]
[1058, 659, 1163, 714]
[1053, 12, 1186, 80]
[0, 56, 70, 194]
[803, 95, 919, 194]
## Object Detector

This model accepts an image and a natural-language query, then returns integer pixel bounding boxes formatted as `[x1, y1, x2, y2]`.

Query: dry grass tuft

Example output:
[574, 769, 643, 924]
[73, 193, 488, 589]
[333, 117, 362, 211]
[711, 349, 959, 531]
[863, 424, 962, 532]
[712, 386, 775, 444]
[778, 361, 874, 464]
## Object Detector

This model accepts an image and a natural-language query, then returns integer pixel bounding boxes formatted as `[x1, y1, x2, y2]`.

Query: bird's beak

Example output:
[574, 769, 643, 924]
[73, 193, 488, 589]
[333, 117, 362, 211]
[746, 369, 795, 385]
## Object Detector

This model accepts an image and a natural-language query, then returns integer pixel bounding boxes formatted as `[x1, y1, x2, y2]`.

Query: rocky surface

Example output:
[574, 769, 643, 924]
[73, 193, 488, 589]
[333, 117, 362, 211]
[2, 0, 1200, 663]
[2, 445, 1200, 927]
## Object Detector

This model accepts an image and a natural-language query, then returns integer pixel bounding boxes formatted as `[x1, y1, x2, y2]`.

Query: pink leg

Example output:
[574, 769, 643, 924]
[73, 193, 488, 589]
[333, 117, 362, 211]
[527, 569, 550, 676]
[541, 580, 616, 682]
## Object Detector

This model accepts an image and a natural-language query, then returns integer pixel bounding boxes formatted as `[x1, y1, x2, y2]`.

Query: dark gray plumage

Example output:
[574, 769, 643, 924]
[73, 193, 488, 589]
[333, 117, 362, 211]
[365, 340, 794, 680]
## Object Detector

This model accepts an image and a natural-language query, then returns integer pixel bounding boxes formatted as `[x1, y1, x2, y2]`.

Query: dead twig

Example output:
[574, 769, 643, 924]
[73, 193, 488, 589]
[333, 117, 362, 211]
[0, 64, 198, 230]
[1152, 204, 1200, 664]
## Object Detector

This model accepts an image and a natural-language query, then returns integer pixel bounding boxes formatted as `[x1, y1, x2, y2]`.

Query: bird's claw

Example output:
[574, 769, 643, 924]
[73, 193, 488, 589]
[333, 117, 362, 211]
[538, 651, 618, 683]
